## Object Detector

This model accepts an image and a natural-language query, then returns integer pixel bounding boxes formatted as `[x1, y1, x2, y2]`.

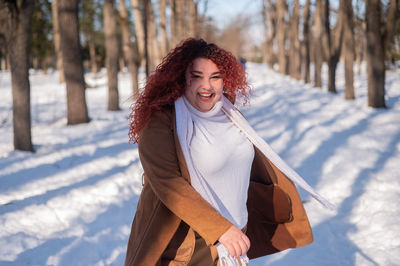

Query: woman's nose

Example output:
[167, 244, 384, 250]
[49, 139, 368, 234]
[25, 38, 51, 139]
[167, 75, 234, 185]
[200, 78, 212, 90]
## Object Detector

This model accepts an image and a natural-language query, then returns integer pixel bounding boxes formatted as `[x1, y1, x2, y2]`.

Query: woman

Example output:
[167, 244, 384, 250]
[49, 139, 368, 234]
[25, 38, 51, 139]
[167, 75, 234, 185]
[125, 38, 332, 266]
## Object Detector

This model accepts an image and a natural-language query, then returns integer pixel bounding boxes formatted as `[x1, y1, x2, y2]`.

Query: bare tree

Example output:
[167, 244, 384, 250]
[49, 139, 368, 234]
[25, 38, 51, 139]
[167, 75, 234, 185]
[276, 0, 287, 74]
[314, 0, 324, 88]
[131, 0, 145, 66]
[119, 0, 140, 98]
[58, 0, 89, 124]
[0, 34, 6, 71]
[0, 8, 8, 69]
[263, 0, 276, 69]
[187, 0, 198, 37]
[158, 0, 169, 56]
[51, 0, 64, 83]
[365, 0, 398, 108]
[301, 0, 311, 83]
[1, 0, 36, 151]
[383, 0, 399, 64]
[288, 0, 301, 79]
[354, 0, 365, 75]
[342, 0, 355, 99]
[81, 0, 99, 74]
[325, 0, 344, 93]
[147, 0, 161, 71]
[171, 0, 185, 47]
[104, 0, 120, 111]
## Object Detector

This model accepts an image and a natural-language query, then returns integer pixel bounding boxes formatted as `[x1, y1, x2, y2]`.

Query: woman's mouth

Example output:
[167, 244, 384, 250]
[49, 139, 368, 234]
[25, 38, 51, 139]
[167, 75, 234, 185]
[198, 92, 215, 101]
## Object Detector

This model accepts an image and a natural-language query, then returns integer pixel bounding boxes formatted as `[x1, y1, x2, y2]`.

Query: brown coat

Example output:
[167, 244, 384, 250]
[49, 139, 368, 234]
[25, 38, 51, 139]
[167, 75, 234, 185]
[124, 105, 313, 266]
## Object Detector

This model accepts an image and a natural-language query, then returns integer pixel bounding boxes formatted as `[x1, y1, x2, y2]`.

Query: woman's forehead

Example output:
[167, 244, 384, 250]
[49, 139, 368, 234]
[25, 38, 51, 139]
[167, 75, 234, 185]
[188, 58, 220, 73]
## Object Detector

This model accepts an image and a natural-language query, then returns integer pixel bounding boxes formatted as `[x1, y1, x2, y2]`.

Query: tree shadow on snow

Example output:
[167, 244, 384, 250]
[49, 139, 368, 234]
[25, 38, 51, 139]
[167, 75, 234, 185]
[245, 92, 399, 265]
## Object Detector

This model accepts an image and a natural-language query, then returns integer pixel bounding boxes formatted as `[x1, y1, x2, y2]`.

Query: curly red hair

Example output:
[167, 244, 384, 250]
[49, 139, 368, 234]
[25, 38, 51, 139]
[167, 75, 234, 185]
[129, 38, 251, 143]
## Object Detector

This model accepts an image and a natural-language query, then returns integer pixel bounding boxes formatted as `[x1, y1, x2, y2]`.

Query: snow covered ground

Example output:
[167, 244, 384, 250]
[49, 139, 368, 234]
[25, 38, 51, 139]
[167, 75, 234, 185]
[0, 63, 399, 266]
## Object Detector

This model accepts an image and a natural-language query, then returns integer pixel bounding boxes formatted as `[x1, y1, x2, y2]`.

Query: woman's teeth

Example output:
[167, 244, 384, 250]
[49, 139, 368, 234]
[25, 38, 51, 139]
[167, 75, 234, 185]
[199, 92, 213, 98]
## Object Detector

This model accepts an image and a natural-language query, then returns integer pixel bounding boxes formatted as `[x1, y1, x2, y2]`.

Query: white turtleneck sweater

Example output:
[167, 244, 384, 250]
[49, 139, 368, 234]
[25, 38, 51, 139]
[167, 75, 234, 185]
[183, 97, 254, 229]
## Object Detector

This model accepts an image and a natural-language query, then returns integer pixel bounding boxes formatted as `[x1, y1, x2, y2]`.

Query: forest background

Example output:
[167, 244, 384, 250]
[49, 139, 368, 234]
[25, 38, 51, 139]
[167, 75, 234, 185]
[0, 0, 399, 152]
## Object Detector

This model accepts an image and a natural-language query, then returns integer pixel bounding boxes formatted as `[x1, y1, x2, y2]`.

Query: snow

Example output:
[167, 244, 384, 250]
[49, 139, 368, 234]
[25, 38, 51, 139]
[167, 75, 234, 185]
[1, 63, 399, 265]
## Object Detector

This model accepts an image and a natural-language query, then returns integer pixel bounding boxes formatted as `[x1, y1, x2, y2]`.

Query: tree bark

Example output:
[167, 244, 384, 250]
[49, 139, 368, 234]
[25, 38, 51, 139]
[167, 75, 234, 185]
[314, 0, 324, 88]
[366, 0, 386, 108]
[88, 39, 98, 74]
[119, 0, 139, 98]
[58, 0, 89, 124]
[301, 0, 311, 83]
[288, 0, 301, 80]
[171, 0, 185, 47]
[276, 0, 287, 74]
[158, 0, 169, 56]
[354, 9, 365, 75]
[104, 0, 120, 111]
[383, 0, 399, 62]
[51, 0, 65, 83]
[325, 0, 344, 93]
[131, 0, 145, 66]
[147, 0, 160, 71]
[342, 0, 355, 99]
[262, 0, 276, 69]
[188, 0, 198, 38]
[4, 0, 36, 151]
[86, 0, 98, 74]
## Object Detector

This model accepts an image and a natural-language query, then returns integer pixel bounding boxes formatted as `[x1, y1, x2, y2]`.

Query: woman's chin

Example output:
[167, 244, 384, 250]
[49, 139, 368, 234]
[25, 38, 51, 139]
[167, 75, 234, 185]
[195, 102, 214, 112]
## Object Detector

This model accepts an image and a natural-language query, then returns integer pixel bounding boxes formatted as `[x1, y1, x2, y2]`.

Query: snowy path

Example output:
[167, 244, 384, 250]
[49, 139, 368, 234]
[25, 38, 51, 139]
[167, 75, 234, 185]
[0, 64, 399, 265]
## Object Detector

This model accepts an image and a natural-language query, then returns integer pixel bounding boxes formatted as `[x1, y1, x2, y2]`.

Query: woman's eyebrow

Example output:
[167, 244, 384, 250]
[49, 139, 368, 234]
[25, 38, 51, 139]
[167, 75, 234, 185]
[190, 70, 203, 75]
[190, 70, 221, 75]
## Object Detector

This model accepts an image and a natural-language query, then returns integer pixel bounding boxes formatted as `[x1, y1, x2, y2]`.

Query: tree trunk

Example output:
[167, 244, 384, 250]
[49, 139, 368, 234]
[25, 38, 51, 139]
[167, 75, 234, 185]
[301, 0, 311, 83]
[88, 39, 98, 74]
[41, 57, 49, 74]
[288, 0, 301, 80]
[262, 0, 276, 69]
[158, 0, 169, 56]
[276, 0, 287, 75]
[104, 0, 120, 111]
[51, 0, 65, 83]
[147, 0, 161, 71]
[171, 0, 185, 47]
[143, 0, 149, 76]
[314, 0, 324, 88]
[131, 0, 145, 67]
[119, 0, 139, 98]
[32, 57, 39, 70]
[325, 0, 344, 93]
[0, 57, 6, 70]
[119, 56, 125, 71]
[86, 0, 98, 74]
[188, 0, 198, 37]
[355, 17, 365, 75]
[6, 53, 10, 70]
[383, 0, 399, 63]
[5, 0, 36, 151]
[366, 0, 386, 108]
[58, 0, 89, 124]
[342, 0, 355, 99]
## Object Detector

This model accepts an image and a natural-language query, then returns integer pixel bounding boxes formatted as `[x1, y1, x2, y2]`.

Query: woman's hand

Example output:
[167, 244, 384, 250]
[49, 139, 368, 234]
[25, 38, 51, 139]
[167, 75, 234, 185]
[218, 225, 250, 258]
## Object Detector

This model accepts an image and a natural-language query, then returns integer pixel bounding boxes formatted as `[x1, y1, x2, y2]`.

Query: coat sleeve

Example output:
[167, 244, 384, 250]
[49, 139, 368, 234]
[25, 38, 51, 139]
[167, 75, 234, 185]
[138, 109, 233, 246]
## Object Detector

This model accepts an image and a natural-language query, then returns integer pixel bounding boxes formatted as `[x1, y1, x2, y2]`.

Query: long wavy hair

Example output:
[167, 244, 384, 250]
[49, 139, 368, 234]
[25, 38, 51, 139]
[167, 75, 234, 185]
[129, 38, 251, 143]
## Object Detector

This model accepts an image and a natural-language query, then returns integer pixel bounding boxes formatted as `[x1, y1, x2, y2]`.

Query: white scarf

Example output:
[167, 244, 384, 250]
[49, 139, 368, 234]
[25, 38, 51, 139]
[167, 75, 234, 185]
[174, 95, 334, 265]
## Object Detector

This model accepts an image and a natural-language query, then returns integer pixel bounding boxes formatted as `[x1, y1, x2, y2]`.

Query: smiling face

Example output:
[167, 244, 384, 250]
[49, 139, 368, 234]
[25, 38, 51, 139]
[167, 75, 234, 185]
[184, 58, 224, 112]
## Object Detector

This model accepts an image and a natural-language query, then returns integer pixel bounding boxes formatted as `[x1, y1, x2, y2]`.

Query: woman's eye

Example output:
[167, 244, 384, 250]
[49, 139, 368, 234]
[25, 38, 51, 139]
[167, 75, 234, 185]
[211, 76, 222, 79]
[191, 75, 201, 79]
